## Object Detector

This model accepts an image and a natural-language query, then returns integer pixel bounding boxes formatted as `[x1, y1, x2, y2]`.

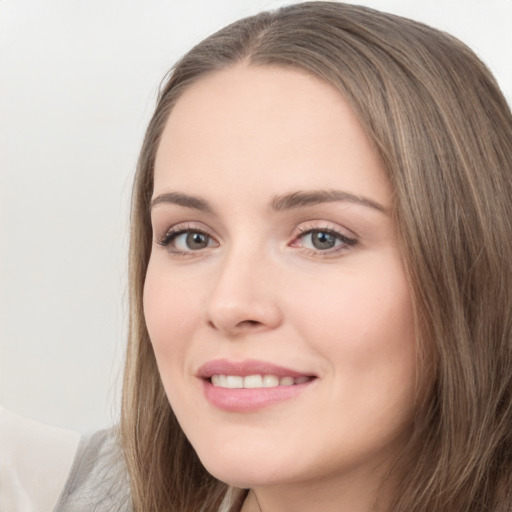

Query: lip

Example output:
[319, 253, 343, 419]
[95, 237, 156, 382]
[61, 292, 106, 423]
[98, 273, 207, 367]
[197, 358, 313, 379]
[197, 359, 317, 412]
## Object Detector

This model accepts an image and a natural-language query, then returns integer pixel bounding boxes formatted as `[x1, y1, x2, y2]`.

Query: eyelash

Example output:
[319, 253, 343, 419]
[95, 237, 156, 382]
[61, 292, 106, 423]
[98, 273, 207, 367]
[157, 223, 216, 256]
[292, 225, 358, 256]
[156, 222, 358, 257]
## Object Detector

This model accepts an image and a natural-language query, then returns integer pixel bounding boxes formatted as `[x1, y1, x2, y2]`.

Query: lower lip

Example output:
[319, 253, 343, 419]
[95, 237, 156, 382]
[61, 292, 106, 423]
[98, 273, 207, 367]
[202, 379, 314, 412]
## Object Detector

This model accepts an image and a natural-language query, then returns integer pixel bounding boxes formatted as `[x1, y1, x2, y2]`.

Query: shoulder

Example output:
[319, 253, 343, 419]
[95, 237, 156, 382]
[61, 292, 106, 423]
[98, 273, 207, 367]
[0, 407, 80, 512]
[53, 428, 131, 512]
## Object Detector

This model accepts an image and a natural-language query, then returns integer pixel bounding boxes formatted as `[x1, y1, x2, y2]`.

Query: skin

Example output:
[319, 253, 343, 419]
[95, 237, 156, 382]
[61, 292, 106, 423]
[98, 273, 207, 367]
[144, 64, 418, 512]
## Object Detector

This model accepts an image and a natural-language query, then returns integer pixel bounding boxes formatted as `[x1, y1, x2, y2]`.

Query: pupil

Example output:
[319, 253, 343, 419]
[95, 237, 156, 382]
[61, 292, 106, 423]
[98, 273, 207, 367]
[187, 232, 208, 249]
[312, 231, 336, 249]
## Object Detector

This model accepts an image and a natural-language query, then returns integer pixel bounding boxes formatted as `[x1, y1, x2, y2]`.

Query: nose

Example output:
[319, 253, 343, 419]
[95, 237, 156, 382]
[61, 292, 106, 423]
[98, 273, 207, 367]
[203, 248, 283, 337]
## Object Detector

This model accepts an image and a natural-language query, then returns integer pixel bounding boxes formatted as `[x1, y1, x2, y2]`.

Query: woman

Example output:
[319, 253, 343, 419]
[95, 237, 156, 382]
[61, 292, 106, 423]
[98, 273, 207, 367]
[57, 2, 512, 511]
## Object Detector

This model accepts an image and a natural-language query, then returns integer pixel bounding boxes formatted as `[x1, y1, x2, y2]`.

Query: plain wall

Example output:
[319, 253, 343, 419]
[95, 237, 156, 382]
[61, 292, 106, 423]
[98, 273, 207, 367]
[1, 0, 511, 433]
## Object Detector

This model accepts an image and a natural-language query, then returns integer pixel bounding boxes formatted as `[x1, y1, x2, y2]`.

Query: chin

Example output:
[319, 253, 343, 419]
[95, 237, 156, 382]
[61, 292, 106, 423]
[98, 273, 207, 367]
[194, 442, 294, 488]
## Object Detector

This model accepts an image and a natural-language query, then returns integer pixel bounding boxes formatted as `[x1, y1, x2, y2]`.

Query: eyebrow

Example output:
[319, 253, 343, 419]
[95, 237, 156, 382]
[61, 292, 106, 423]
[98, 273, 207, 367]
[270, 190, 388, 214]
[150, 189, 388, 214]
[150, 192, 213, 213]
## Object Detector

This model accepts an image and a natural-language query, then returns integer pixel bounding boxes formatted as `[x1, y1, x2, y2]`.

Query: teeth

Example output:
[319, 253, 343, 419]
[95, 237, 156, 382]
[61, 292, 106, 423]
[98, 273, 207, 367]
[244, 375, 263, 388]
[263, 375, 279, 387]
[225, 375, 243, 388]
[210, 374, 311, 389]
[280, 376, 294, 386]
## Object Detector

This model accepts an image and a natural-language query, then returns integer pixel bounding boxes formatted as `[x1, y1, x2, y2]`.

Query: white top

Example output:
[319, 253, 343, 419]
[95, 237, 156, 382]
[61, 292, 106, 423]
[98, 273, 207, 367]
[0, 407, 80, 512]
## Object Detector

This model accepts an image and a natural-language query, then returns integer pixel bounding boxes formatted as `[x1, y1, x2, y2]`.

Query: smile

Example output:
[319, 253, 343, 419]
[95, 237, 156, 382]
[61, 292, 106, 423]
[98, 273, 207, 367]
[197, 359, 317, 412]
[211, 374, 312, 388]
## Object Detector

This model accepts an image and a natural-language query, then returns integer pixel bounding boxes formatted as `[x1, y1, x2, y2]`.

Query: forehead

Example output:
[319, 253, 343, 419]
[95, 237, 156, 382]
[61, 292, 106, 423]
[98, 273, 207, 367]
[154, 64, 390, 204]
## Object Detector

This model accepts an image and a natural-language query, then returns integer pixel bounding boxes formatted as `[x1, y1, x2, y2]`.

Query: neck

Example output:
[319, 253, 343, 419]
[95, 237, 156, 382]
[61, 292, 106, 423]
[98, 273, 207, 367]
[240, 462, 400, 512]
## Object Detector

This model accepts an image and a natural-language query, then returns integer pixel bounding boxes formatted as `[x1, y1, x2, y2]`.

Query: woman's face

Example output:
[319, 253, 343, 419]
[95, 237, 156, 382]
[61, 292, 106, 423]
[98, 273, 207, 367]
[144, 65, 417, 497]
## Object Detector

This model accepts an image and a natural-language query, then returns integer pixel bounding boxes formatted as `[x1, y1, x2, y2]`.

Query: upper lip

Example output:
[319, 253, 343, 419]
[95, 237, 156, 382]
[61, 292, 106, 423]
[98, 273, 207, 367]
[196, 359, 315, 379]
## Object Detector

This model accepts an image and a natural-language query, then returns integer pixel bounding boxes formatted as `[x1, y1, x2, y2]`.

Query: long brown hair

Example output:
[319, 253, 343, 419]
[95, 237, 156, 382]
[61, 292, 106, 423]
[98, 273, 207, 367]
[121, 2, 512, 511]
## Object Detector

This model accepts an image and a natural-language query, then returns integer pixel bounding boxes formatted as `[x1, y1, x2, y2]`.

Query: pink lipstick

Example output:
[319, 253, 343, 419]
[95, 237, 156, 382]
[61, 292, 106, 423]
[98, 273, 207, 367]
[197, 359, 316, 412]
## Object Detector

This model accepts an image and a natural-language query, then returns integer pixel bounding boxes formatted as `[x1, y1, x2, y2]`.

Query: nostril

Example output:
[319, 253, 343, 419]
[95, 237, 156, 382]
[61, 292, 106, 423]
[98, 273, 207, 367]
[237, 320, 262, 328]
[207, 319, 260, 329]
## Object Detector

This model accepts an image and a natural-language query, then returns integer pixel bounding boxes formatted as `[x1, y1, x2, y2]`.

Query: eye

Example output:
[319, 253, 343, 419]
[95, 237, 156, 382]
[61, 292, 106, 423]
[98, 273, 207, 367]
[157, 225, 218, 254]
[304, 231, 340, 250]
[174, 231, 212, 251]
[291, 226, 357, 255]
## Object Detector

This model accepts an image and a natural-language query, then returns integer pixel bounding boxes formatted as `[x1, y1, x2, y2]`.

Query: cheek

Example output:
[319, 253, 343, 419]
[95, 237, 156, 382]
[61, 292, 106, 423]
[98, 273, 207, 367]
[287, 263, 418, 464]
[288, 256, 417, 400]
[143, 262, 200, 364]
[292, 260, 412, 339]
[143, 264, 205, 422]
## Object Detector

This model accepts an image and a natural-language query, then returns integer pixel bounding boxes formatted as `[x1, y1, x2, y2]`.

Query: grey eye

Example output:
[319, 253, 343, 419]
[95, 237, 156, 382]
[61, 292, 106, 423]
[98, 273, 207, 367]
[170, 231, 212, 251]
[184, 232, 210, 250]
[309, 231, 338, 250]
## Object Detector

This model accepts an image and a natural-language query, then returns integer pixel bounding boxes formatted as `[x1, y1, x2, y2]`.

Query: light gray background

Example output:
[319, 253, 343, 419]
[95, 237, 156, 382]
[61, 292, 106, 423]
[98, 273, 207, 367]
[1, 0, 511, 433]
